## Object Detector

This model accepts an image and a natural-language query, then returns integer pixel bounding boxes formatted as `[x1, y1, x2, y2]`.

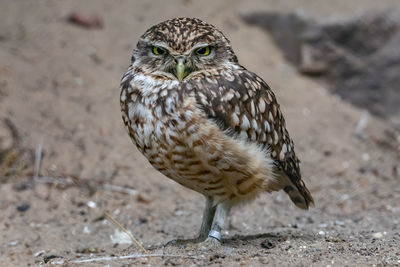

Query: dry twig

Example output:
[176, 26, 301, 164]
[103, 183, 138, 196]
[104, 211, 149, 254]
[50, 253, 201, 265]
[33, 140, 43, 180]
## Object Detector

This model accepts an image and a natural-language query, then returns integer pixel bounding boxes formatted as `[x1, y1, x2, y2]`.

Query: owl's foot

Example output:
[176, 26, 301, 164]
[165, 235, 206, 247]
[165, 231, 222, 250]
[165, 238, 194, 247]
[199, 236, 222, 250]
[198, 229, 222, 250]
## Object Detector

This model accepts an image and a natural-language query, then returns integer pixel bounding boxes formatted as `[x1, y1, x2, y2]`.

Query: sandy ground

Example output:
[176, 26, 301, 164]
[0, 0, 399, 266]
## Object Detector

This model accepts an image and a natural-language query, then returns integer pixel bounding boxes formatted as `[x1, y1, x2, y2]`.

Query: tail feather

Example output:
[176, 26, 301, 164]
[284, 179, 314, 210]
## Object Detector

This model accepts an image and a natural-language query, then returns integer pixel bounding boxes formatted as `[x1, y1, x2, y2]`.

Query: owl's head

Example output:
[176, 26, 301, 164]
[131, 18, 238, 82]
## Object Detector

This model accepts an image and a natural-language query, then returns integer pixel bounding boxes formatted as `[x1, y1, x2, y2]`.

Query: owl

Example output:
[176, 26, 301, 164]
[120, 18, 314, 247]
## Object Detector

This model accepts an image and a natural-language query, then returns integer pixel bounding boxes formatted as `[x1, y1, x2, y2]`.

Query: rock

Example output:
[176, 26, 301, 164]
[16, 203, 30, 212]
[241, 9, 400, 119]
[334, 220, 346, 226]
[110, 229, 133, 245]
[86, 201, 97, 209]
[34, 250, 46, 257]
[67, 12, 103, 29]
[372, 232, 384, 239]
[43, 254, 63, 264]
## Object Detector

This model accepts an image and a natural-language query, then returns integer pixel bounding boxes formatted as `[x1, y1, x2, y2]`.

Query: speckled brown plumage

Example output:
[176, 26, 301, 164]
[120, 17, 314, 244]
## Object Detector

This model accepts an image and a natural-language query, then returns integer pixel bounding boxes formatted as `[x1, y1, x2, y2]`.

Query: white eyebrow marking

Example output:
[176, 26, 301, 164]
[183, 43, 216, 56]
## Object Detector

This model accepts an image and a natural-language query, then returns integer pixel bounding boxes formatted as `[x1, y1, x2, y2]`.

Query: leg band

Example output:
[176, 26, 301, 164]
[208, 230, 221, 241]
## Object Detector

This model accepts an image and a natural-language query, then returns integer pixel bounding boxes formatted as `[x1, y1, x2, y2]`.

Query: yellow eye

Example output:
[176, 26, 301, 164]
[152, 46, 167, 55]
[196, 46, 211, 56]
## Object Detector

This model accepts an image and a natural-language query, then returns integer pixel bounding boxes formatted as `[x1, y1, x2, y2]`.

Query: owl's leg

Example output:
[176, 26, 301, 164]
[165, 196, 216, 247]
[201, 201, 231, 249]
[197, 196, 217, 241]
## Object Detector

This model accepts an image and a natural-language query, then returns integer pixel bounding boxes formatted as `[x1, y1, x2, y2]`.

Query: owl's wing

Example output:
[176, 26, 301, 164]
[191, 68, 314, 209]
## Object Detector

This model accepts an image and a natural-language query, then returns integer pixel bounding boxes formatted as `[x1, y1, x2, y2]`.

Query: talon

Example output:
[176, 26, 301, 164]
[165, 237, 202, 248]
[200, 236, 222, 250]
[165, 239, 178, 247]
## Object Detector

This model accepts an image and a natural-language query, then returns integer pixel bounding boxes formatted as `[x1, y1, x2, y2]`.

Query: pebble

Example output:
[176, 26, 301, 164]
[335, 220, 345, 226]
[372, 232, 383, 239]
[340, 194, 349, 201]
[34, 250, 46, 257]
[318, 231, 325, 236]
[17, 203, 30, 212]
[174, 210, 185, 216]
[43, 255, 63, 263]
[83, 225, 90, 234]
[319, 223, 328, 228]
[87, 201, 96, 209]
[110, 229, 133, 244]
[9, 240, 19, 246]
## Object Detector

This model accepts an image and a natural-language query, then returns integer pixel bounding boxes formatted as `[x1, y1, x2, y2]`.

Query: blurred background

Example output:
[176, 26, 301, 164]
[0, 0, 399, 265]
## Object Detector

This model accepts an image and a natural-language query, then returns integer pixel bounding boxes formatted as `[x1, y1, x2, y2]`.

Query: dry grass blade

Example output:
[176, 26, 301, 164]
[33, 140, 43, 180]
[104, 211, 149, 254]
[354, 111, 369, 138]
[103, 184, 138, 195]
[50, 253, 202, 264]
[35, 176, 75, 186]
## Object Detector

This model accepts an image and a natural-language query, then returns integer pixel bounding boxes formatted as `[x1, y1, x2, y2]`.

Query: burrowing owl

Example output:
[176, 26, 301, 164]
[120, 17, 314, 246]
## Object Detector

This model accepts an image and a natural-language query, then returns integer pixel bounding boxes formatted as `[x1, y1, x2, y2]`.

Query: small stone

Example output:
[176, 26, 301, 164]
[261, 240, 275, 249]
[372, 232, 383, 239]
[319, 223, 328, 228]
[110, 229, 133, 245]
[17, 203, 30, 212]
[9, 240, 19, 246]
[43, 255, 63, 263]
[83, 225, 90, 234]
[86, 201, 96, 209]
[68, 12, 104, 29]
[137, 193, 152, 204]
[75, 247, 99, 254]
[335, 220, 345, 226]
[318, 231, 325, 236]
[134, 217, 148, 226]
[174, 210, 185, 216]
[34, 250, 46, 257]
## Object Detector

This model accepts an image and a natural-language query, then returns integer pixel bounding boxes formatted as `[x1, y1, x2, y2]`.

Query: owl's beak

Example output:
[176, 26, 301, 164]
[174, 57, 189, 82]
